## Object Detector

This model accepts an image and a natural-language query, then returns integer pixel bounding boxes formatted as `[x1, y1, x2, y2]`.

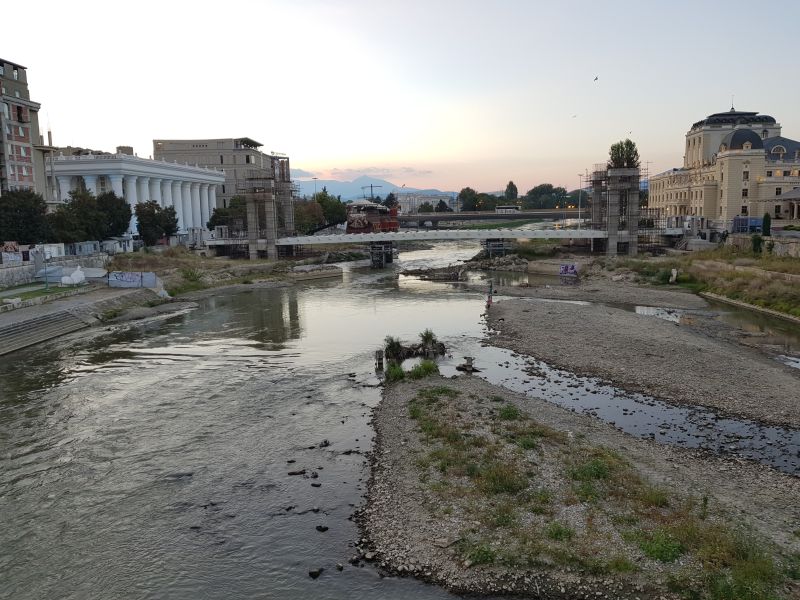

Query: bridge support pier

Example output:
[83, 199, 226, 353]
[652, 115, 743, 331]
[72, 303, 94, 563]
[484, 238, 512, 258]
[369, 242, 394, 268]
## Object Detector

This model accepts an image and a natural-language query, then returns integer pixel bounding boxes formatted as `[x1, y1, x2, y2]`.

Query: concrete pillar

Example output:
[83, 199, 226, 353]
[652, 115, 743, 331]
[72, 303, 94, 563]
[83, 175, 98, 196]
[162, 179, 173, 208]
[181, 182, 193, 229]
[172, 181, 185, 231]
[138, 176, 150, 203]
[108, 174, 124, 198]
[57, 176, 72, 201]
[123, 175, 138, 234]
[149, 177, 162, 206]
[191, 182, 202, 230]
[200, 183, 210, 229]
[209, 185, 218, 214]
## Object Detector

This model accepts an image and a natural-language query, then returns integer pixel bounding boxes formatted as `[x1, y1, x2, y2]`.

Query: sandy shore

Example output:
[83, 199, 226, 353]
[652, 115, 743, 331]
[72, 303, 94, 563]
[360, 376, 799, 599]
[485, 284, 800, 428]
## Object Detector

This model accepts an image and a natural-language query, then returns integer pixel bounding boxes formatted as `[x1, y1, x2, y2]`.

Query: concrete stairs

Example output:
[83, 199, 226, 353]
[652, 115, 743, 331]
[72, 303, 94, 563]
[0, 311, 89, 356]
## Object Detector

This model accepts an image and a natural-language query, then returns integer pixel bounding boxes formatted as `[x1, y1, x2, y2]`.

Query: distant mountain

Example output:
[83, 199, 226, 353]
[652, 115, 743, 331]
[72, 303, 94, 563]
[292, 175, 455, 201]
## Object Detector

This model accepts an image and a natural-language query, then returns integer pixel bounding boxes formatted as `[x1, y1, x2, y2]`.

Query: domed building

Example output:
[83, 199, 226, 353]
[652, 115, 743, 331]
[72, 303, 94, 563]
[649, 108, 800, 228]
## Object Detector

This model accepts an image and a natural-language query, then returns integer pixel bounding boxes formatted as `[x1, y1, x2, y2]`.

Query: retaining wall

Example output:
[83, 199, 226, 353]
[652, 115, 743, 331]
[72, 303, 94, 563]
[0, 254, 109, 288]
[727, 234, 800, 258]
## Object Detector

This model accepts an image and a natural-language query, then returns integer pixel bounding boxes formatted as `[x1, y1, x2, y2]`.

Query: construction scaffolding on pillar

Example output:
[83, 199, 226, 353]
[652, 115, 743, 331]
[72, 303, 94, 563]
[238, 170, 277, 260]
[637, 207, 669, 254]
[483, 238, 513, 258]
[588, 164, 641, 257]
[369, 242, 394, 268]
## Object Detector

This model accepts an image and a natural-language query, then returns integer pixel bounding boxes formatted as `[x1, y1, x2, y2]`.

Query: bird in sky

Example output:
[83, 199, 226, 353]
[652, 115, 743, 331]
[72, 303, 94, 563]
[594, 76, 599, 81]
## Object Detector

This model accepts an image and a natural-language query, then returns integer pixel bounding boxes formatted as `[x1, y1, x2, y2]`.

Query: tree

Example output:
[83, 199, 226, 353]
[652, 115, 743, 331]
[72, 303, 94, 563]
[207, 196, 247, 231]
[458, 187, 479, 211]
[383, 192, 398, 208]
[46, 190, 107, 242]
[0, 189, 48, 244]
[505, 181, 518, 201]
[434, 199, 452, 212]
[135, 200, 174, 246]
[762, 212, 771, 237]
[608, 139, 640, 169]
[294, 200, 326, 233]
[96, 191, 131, 237]
[418, 201, 434, 213]
[314, 188, 347, 225]
[522, 184, 567, 209]
[160, 206, 179, 238]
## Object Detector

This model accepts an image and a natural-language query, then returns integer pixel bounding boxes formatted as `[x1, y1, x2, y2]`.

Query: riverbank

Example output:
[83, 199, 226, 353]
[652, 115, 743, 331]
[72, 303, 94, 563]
[361, 375, 799, 599]
[485, 285, 800, 428]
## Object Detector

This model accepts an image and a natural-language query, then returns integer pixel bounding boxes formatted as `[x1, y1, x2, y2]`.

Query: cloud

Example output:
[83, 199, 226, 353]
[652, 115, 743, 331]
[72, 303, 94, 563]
[291, 168, 316, 178]
[327, 166, 433, 181]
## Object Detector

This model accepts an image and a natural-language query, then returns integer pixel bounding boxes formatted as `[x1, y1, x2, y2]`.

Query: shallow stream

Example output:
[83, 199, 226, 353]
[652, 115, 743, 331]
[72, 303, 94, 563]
[1, 241, 798, 599]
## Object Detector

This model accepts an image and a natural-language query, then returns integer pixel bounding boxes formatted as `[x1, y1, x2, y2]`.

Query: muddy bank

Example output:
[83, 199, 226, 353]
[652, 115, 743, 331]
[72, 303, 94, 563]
[493, 277, 708, 309]
[486, 292, 800, 428]
[360, 376, 799, 599]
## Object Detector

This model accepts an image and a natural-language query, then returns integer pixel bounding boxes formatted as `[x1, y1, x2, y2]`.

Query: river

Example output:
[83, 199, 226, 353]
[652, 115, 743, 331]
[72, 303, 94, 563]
[1, 241, 798, 599]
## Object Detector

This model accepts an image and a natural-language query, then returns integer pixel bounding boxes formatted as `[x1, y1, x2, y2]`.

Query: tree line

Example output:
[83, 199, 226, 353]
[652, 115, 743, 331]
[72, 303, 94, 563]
[0, 189, 178, 247]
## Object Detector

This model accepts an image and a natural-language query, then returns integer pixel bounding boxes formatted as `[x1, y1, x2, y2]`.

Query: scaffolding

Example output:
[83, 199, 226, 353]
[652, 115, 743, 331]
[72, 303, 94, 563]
[588, 164, 641, 256]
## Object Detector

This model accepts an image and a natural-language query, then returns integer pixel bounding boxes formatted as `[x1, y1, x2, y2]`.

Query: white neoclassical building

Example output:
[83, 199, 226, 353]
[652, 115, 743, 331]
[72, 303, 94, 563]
[51, 153, 225, 234]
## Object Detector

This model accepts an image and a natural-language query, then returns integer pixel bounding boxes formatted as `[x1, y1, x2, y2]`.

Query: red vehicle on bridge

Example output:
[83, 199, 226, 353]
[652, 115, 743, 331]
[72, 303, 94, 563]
[346, 200, 399, 234]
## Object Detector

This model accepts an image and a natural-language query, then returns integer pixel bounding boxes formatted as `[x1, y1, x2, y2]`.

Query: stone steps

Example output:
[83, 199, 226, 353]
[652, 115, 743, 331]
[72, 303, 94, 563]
[0, 311, 88, 356]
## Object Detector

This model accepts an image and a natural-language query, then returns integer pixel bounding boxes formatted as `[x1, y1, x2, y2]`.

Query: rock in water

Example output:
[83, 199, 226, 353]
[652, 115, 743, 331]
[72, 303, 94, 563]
[316, 525, 329, 532]
[308, 568, 324, 579]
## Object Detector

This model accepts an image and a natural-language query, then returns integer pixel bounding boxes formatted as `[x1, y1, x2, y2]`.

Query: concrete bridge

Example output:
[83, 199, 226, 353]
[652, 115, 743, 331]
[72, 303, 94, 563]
[398, 208, 580, 224]
[274, 227, 674, 245]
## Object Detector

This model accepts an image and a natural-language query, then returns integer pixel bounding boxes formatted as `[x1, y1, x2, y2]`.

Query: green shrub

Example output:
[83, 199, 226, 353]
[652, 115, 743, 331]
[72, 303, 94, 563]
[408, 359, 439, 380]
[180, 267, 202, 282]
[419, 328, 438, 346]
[751, 234, 763, 254]
[640, 529, 685, 562]
[477, 462, 528, 494]
[546, 522, 574, 541]
[386, 363, 405, 383]
[384, 335, 403, 360]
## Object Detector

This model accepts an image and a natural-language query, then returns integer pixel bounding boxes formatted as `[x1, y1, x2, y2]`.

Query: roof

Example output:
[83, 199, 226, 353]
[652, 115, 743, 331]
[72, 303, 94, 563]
[691, 108, 776, 130]
[719, 129, 764, 151]
[235, 137, 263, 148]
[0, 58, 26, 70]
[779, 187, 800, 200]
[763, 136, 800, 160]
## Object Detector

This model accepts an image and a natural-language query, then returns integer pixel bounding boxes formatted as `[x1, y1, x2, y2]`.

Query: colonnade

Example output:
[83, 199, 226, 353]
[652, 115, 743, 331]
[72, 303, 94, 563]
[55, 174, 219, 233]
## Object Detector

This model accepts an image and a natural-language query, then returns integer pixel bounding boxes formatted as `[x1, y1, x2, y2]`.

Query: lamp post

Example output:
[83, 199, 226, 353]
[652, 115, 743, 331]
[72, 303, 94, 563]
[311, 177, 318, 198]
[577, 173, 583, 230]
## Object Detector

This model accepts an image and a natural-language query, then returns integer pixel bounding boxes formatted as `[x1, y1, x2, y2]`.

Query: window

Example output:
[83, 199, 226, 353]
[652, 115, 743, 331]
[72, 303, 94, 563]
[771, 145, 786, 159]
[741, 206, 748, 215]
[775, 205, 781, 216]
[721, 172, 723, 182]
[219, 155, 224, 164]
[18, 126, 23, 136]
[1, 102, 9, 119]
[742, 189, 748, 198]
[245, 155, 252, 164]
[14, 91, 19, 98]
[762, 129, 768, 139]
[12, 68, 19, 80]
[221, 185, 225, 194]
[16, 106, 23, 121]
[0, 65, 4, 76]
[767, 171, 773, 177]
[20, 146, 26, 157]
[743, 142, 752, 150]
[776, 187, 782, 196]
[743, 170, 749, 180]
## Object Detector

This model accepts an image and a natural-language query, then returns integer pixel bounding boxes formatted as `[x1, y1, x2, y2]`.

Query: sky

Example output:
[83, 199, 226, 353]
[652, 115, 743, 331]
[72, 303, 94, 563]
[6, 0, 800, 193]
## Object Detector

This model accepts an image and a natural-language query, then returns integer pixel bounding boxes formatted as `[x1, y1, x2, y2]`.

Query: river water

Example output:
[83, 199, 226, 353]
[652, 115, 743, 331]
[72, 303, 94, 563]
[1, 241, 798, 599]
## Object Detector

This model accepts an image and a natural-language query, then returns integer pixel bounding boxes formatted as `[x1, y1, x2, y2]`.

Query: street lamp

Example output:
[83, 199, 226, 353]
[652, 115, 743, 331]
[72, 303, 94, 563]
[312, 177, 318, 198]
[577, 173, 583, 230]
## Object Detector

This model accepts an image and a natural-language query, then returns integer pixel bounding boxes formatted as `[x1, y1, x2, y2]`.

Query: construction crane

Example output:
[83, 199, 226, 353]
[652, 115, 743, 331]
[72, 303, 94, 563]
[361, 184, 383, 200]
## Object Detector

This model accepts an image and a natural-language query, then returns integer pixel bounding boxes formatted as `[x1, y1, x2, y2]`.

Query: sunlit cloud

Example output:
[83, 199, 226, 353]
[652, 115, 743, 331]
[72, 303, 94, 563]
[291, 168, 316, 179]
[326, 166, 434, 181]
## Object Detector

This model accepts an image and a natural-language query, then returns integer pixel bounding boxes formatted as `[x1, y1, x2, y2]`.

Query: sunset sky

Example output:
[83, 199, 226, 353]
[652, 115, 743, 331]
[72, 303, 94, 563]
[7, 0, 800, 193]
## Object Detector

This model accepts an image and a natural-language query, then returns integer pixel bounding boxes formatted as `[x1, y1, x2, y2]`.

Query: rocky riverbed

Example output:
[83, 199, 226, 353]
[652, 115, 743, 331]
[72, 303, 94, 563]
[485, 288, 800, 428]
[360, 375, 800, 599]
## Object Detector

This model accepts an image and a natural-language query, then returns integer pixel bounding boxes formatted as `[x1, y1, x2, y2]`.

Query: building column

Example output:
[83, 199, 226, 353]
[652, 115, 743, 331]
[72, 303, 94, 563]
[200, 183, 210, 229]
[209, 185, 218, 213]
[149, 178, 163, 206]
[137, 176, 151, 203]
[191, 182, 202, 230]
[181, 181, 193, 229]
[83, 175, 98, 196]
[57, 176, 72, 201]
[162, 179, 173, 208]
[123, 175, 139, 234]
[171, 181, 184, 231]
[108, 174, 124, 197]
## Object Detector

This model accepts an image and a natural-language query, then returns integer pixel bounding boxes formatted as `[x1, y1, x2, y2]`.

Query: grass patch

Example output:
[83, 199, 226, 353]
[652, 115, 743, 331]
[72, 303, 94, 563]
[460, 540, 496, 565]
[497, 403, 521, 420]
[640, 528, 685, 562]
[477, 461, 528, 495]
[408, 359, 439, 380]
[546, 522, 574, 541]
